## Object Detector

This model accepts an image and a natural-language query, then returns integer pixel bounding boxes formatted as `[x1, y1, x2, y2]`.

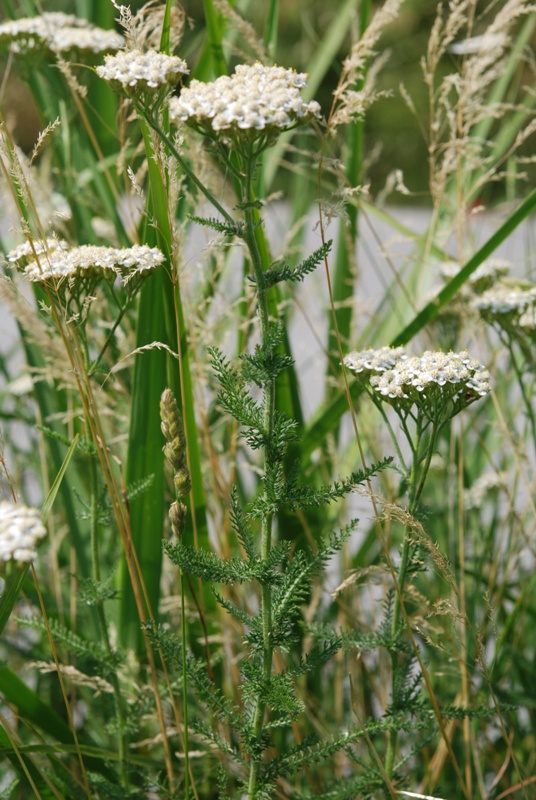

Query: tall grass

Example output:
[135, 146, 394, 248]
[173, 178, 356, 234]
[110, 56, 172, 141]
[0, 1, 535, 798]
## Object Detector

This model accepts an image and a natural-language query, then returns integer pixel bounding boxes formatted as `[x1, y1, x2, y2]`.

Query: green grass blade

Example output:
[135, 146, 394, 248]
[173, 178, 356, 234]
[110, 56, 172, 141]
[0, 569, 29, 641]
[200, 0, 228, 78]
[119, 118, 211, 651]
[10, 332, 93, 585]
[264, 0, 279, 59]
[0, 667, 114, 782]
[0, 667, 73, 744]
[464, 13, 536, 204]
[119, 273, 169, 650]
[159, 0, 173, 53]
[41, 435, 79, 524]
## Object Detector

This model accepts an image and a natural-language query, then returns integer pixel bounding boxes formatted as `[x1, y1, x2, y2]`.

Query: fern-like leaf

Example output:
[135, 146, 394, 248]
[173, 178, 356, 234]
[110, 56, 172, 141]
[17, 617, 123, 672]
[189, 214, 245, 238]
[163, 540, 257, 584]
[261, 241, 332, 289]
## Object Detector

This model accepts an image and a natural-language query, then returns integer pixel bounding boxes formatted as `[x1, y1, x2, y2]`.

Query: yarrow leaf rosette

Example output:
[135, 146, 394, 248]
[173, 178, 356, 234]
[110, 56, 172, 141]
[168, 62, 322, 152]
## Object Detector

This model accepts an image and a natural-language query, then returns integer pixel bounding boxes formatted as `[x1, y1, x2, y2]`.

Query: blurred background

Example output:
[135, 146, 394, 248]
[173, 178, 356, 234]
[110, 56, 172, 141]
[2, 0, 535, 204]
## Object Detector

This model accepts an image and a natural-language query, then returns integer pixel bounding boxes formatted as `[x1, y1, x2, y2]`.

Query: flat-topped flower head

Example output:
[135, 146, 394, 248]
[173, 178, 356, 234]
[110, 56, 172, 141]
[169, 62, 321, 148]
[368, 350, 490, 422]
[0, 12, 124, 58]
[14, 243, 164, 285]
[9, 243, 164, 319]
[0, 501, 47, 570]
[97, 49, 189, 99]
[344, 346, 407, 377]
[473, 283, 536, 319]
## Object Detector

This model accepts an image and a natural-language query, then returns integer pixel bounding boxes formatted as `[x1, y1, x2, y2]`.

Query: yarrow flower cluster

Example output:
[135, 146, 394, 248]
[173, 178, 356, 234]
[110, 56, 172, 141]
[9, 243, 165, 285]
[169, 63, 321, 137]
[0, 501, 47, 568]
[473, 284, 536, 319]
[345, 348, 490, 422]
[343, 346, 406, 376]
[0, 13, 124, 57]
[96, 49, 189, 98]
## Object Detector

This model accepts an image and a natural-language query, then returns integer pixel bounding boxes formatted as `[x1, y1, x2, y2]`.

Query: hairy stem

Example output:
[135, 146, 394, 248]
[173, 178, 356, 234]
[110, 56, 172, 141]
[242, 157, 276, 800]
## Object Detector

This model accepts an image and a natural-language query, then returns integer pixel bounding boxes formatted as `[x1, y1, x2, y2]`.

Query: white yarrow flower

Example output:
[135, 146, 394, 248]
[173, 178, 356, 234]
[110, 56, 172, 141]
[473, 284, 536, 317]
[440, 259, 510, 293]
[346, 347, 490, 423]
[369, 350, 490, 411]
[169, 63, 321, 136]
[0, 12, 124, 56]
[0, 501, 47, 568]
[97, 49, 189, 96]
[463, 471, 508, 510]
[15, 244, 165, 284]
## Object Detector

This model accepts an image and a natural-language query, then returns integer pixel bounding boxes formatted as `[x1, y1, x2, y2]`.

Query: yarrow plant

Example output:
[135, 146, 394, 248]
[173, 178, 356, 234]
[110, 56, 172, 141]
[344, 346, 491, 775]
[6, 241, 165, 372]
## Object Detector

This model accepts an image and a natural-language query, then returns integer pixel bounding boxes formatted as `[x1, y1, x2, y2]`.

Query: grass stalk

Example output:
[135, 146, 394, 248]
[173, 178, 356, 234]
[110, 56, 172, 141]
[87, 426, 128, 786]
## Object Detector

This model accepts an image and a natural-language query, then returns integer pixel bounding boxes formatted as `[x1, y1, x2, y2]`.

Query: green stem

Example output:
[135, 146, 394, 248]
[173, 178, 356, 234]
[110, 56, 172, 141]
[369, 393, 410, 475]
[385, 416, 438, 778]
[242, 157, 276, 800]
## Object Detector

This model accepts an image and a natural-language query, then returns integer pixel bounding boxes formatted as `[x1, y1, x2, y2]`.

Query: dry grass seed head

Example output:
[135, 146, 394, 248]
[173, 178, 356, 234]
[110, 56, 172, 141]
[329, 0, 402, 130]
[114, 0, 186, 52]
[0, 274, 71, 386]
[424, 0, 534, 207]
